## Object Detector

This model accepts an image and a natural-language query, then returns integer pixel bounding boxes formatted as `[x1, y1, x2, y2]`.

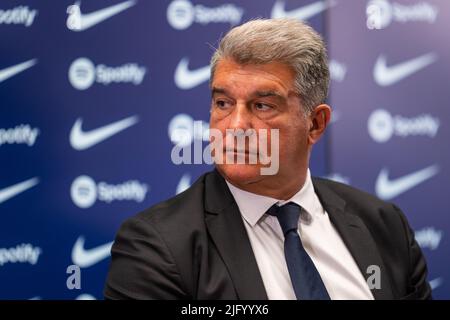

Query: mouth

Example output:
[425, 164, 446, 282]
[224, 148, 257, 156]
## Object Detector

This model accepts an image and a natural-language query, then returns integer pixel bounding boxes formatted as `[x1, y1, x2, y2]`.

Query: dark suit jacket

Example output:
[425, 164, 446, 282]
[104, 170, 432, 300]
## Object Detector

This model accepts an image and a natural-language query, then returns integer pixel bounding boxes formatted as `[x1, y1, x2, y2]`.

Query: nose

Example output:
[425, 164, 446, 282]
[228, 102, 252, 131]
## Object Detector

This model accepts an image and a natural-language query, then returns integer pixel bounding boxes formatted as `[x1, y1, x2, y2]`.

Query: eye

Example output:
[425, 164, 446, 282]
[254, 102, 273, 111]
[214, 99, 232, 109]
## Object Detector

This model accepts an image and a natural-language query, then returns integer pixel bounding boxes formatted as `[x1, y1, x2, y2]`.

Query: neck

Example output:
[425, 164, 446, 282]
[220, 169, 308, 200]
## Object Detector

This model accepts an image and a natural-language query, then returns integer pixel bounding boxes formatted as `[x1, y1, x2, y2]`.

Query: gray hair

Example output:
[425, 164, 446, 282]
[210, 18, 329, 113]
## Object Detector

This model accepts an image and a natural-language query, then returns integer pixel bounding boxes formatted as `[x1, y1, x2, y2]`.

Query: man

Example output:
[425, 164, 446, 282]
[104, 18, 431, 300]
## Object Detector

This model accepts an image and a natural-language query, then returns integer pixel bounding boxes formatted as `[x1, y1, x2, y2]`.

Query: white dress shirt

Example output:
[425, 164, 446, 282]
[225, 169, 374, 300]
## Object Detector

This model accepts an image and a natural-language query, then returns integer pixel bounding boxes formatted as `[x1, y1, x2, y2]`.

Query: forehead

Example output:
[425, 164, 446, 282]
[211, 59, 296, 94]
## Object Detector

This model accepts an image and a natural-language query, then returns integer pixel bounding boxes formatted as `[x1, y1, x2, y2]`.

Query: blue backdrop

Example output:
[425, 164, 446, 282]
[0, 0, 447, 299]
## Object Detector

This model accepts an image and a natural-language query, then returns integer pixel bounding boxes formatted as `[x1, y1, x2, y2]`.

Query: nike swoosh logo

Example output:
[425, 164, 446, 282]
[0, 177, 39, 204]
[72, 236, 113, 268]
[375, 165, 439, 200]
[330, 110, 340, 124]
[70, 115, 139, 150]
[174, 57, 210, 90]
[0, 59, 37, 83]
[429, 277, 443, 290]
[374, 53, 437, 86]
[67, 0, 136, 31]
[176, 173, 191, 195]
[271, 0, 336, 20]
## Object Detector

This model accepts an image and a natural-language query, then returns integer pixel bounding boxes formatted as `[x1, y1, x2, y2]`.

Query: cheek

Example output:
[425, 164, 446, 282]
[278, 123, 309, 157]
[210, 110, 229, 128]
[209, 119, 229, 149]
[209, 116, 224, 138]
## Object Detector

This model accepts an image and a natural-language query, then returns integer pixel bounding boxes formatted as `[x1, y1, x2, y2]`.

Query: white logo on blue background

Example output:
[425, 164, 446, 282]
[176, 173, 191, 194]
[375, 165, 439, 200]
[68, 58, 96, 90]
[0, 124, 40, 147]
[0, 6, 38, 27]
[0, 59, 37, 83]
[71, 175, 149, 209]
[415, 227, 443, 250]
[71, 175, 97, 208]
[271, 0, 336, 20]
[168, 113, 209, 147]
[68, 57, 146, 90]
[174, 57, 210, 90]
[373, 53, 437, 86]
[368, 109, 439, 143]
[66, 0, 136, 31]
[0, 244, 42, 267]
[167, 0, 195, 30]
[71, 236, 113, 268]
[70, 116, 139, 151]
[368, 109, 394, 143]
[329, 60, 347, 83]
[167, 0, 244, 30]
[0, 177, 40, 204]
[366, 0, 438, 30]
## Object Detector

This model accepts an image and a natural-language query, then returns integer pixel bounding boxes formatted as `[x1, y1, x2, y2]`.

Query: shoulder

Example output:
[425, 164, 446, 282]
[312, 176, 397, 211]
[311, 177, 408, 230]
[312, 177, 431, 299]
[105, 172, 215, 299]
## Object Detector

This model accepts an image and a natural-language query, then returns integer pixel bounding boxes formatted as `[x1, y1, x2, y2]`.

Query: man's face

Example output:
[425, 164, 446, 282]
[209, 58, 312, 188]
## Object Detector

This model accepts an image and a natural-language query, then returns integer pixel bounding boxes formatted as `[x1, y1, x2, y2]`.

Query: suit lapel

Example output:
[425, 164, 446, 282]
[204, 170, 268, 300]
[312, 178, 394, 300]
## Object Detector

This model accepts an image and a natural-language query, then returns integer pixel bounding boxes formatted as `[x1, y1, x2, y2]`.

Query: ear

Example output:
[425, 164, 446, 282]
[308, 104, 332, 145]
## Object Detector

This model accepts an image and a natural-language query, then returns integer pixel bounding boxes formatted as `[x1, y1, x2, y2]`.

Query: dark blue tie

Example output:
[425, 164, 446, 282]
[267, 202, 330, 300]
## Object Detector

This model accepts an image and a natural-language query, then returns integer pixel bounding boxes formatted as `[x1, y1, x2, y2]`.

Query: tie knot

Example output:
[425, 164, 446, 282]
[267, 202, 301, 236]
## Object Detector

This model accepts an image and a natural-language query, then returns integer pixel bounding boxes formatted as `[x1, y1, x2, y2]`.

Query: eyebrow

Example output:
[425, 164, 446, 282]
[211, 87, 286, 102]
[211, 87, 228, 97]
[254, 90, 285, 100]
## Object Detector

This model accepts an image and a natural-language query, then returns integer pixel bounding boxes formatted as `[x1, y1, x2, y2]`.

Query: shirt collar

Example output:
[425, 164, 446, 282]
[225, 169, 322, 227]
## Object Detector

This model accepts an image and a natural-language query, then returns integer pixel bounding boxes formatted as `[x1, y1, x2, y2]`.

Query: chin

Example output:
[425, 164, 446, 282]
[216, 164, 262, 186]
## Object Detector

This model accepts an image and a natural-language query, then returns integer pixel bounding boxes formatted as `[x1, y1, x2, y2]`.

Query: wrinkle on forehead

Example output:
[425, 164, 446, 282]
[212, 59, 297, 96]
